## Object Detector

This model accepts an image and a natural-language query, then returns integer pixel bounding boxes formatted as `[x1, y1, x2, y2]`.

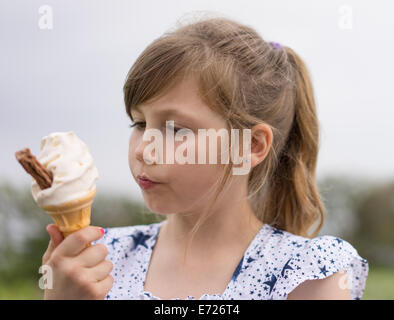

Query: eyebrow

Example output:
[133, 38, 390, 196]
[131, 105, 196, 122]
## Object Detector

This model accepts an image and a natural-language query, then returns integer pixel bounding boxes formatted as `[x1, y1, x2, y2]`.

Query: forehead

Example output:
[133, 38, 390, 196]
[131, 77, 206, 116]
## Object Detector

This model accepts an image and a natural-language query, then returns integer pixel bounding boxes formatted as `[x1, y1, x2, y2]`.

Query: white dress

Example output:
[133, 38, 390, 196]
[92, 220, 369, 300]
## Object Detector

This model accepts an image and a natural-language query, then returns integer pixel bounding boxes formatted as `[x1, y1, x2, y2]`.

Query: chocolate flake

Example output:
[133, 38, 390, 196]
[15, 148, 53, 190]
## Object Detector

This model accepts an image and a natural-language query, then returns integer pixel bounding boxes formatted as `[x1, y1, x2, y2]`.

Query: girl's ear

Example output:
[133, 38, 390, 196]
[250, 123, 273, 168]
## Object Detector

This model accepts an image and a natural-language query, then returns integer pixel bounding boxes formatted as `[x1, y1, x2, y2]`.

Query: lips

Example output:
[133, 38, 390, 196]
[137, 174, 161, 190]
[137, 174, 160, 183]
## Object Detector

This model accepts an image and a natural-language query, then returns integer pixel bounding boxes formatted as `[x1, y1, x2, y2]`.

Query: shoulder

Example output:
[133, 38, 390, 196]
[286, 268, 351, 299]
[263, 226, 369, 300]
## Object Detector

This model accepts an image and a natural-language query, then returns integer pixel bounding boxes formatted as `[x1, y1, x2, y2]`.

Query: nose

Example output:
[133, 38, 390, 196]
[135, 139, 150, 164]
[135, 133, 160, 165]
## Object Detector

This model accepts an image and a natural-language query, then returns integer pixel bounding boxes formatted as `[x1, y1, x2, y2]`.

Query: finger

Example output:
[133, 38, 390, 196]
[56, 226, 104, 257]
[76, 244, 108, 268]
[42, 224, 64, 264]
[89, 260, 113, 282]
[47, 224, 64, 246]
[94, 274, 114, 299]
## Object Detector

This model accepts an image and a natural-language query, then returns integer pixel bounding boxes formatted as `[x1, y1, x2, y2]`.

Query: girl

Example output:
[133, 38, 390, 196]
[43, 16, 368, 300]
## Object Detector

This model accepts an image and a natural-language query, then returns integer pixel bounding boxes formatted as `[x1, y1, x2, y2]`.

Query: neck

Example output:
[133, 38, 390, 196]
[161, 191, 263, 258]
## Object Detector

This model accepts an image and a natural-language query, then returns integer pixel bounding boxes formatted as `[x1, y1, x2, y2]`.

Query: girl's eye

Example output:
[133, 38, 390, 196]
[166, 124, 183, 133]
[129, 122, 184, 133]
[129, 121, 146, 130]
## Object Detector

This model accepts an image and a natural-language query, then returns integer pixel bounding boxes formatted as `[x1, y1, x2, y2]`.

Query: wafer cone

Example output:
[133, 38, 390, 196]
[41, 189, 97, 238]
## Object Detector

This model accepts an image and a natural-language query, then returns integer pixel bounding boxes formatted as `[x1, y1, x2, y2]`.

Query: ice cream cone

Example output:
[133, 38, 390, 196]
[41, 188, 97, 238]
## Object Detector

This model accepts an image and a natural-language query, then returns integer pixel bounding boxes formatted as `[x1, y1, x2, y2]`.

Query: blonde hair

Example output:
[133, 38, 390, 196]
[124, 14, 325, 262]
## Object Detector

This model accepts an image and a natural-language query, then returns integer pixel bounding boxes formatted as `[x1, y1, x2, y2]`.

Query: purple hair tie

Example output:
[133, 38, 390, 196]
[269, 41, 283, 49]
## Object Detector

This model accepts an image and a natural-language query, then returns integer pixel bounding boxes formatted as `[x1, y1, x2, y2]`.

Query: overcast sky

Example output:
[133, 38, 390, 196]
[1, 0, 393, 203]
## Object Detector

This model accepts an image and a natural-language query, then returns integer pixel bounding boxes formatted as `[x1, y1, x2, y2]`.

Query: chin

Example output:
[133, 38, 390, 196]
[143, 197, 175, 215]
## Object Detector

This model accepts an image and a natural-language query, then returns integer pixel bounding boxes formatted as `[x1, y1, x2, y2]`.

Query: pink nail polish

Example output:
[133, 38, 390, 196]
[99, 227, 105, 235]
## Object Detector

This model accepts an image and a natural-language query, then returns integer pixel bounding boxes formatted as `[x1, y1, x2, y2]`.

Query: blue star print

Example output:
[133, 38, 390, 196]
[281, 259, 294, 276]
[247, 257, 256, 264]
[129, 231, 152, 250]
[319, 265, 328, 277]
[231, 256, 244, 282]
[334, 238, 343, 244]
[109, 238, 119, 249]
[272, 229, 284, 235]
[263, 274, 278, 295]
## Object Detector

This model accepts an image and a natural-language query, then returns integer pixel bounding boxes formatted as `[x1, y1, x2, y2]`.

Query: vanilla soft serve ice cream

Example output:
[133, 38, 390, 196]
[31, 131, 99, 207]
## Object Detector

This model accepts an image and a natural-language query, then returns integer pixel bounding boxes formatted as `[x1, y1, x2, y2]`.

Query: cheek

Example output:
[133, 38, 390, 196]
[128, 132, 139, 168]
[170, 133, 225, 186]
[170, 162, 223, 200]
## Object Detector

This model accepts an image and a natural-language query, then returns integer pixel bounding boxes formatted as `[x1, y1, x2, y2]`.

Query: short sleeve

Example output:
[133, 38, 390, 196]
[271, 235, 369, 300]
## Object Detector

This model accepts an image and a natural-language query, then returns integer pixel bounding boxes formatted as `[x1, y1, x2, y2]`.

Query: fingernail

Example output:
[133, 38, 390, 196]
[99, 227, 105, 235]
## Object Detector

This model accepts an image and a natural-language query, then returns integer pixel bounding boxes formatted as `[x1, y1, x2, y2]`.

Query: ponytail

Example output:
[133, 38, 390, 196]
[259, 47, 325, 238]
